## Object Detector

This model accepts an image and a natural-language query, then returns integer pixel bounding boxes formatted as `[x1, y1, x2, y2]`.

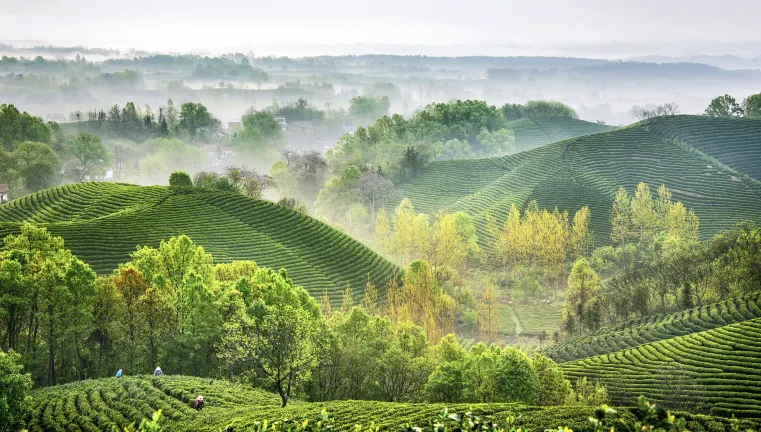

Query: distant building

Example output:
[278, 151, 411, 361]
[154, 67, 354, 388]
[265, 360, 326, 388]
[227, 122, 242, 133]
[0, 184, 9, 203]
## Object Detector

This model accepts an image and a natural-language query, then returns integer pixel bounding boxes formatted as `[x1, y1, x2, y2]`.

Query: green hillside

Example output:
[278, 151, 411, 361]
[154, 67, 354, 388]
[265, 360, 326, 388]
[543, 292, 761, 362]
[399, 115, 761, 246]
[508, 117, 616, 153]
[25, 376, 757, 431]
[559, 317, 761, 418]
[642, 115, 761, 182]
[0, 182, 399, 303]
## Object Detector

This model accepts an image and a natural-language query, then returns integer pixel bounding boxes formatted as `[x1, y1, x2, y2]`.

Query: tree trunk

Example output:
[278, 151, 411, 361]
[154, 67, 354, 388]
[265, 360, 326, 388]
[48, 311, 57, 386]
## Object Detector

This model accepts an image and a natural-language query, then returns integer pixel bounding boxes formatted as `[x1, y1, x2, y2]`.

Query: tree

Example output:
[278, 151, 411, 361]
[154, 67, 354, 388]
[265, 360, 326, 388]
[571, 205, 592, 257]
[705, 94, 743, 117]
[477, 284, 499, 343]
[562, 259, 601, 334]
[218, 305, 318, 407]
[531, 354, 572, 406]
[0, 103, 52, 151]
[179, 102, 218, 142]
[168, 171, 192, 188]
[743, 93, 761, 118]
[165, 99, 179, 130]
[348, 95, 390, 120]
[0, 349, 32, 431]
[64, 133, 111, 182]
[355, 171, 401, 221]
[12, 141, 60, 192]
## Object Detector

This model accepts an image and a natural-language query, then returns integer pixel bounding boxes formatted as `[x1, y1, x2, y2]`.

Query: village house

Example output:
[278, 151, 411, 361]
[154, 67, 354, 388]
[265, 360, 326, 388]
[0, 184, 9, 203]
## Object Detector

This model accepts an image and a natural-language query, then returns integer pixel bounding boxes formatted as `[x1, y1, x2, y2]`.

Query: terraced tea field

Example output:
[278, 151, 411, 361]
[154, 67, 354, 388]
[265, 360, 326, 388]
[559, 317, 761, 418]
[543, 292, 761, 362]
[26, 376, 757, 431]
[399, 115, 761, 247]
[508, 117, 616, 153]
[0, 183, 399, 303]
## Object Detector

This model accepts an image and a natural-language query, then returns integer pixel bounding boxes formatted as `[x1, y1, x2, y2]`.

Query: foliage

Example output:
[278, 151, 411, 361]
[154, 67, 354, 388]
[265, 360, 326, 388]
[0, 103, 52, 151]
[64, 132, 112, 182]
[348, 95, 390, 121]
[500, 101, 578, 121]
[705, 94, 743, 117]
[169, 171, 193, 188]
[0, 182, 401, 302]
[178, 102, 219, 142]
[0, 349, 33, 431]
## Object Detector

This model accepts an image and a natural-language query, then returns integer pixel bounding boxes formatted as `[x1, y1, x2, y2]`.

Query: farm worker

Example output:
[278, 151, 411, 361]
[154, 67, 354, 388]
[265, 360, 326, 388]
[194, 395, 205, 410]
[154, 366, 163, 377]
[116, 368, 123, 378]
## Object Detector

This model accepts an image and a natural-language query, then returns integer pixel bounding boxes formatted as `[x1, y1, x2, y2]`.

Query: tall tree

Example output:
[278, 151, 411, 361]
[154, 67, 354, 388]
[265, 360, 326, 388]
[562, 259, 601, 334]
[64, 133, 111, 182]
[705, 94, 743, 117]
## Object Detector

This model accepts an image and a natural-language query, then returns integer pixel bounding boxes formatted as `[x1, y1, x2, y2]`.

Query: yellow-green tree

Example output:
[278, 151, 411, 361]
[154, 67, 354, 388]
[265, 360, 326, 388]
[562, 259, 601, 334]
[477, 284, 499, 343]
[361, 277, 379, 316]
[373, 207, 391, 254]
[610, 186, 631, 246]
[571, 205, 592, 257]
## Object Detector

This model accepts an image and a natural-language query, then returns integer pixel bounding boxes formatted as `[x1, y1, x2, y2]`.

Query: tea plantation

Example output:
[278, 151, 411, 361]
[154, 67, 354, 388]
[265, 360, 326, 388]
[508, 117, 616, 153]
[0, 183, 400, 303]
[24, 376, 759, 432]
[543, 292, 761, 362]
[559, 317, 761, 418]
[399, 115, 761, 247]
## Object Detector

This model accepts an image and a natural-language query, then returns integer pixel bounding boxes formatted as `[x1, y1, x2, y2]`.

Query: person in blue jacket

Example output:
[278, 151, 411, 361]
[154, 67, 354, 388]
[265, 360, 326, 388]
[154, 366, 163, 377]
[116, 368, 124, 378]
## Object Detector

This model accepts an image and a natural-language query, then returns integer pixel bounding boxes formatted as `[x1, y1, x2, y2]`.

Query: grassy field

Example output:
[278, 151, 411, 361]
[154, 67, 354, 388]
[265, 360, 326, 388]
[508, 117, 616, 153]
[24, 376, 759, 432]
[0, 183, 400, 303]
[399, 115, 761, 248]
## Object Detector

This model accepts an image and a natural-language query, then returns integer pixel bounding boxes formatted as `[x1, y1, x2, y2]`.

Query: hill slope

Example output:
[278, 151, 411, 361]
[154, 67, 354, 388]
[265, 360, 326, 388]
[508, 117, 616, 153]
[559, 317, 761, 417]
[399, 115, 761, 246]
[0, 183, 399, 302]
[543, 292, 761, 362]
[25, 376, 758, 431]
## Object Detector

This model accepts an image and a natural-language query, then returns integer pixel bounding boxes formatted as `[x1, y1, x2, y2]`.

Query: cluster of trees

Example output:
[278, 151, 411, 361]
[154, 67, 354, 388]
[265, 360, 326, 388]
[330, 100, 517, 185]
[500, 100, 579, 121]
[375, 199, 480, 274]
[488, 203, 592, 298]
[604, 222, 761, 322]
[579, 183, 703, 325]
[68, 99, 220, 143]
[0, 104, 112, 195]
[0, 227, 604, 410]
[192, 166, 270, 199]
[704, 92, 761, 118]
[629, 103, 680, 120]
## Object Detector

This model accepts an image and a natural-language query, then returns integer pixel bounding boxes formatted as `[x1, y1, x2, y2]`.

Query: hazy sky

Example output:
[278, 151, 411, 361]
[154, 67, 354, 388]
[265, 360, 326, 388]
[2, 0, 761, 56]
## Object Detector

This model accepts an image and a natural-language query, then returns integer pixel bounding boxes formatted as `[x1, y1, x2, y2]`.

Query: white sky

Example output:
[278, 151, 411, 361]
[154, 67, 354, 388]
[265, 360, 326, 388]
[2, 0, 760, 55]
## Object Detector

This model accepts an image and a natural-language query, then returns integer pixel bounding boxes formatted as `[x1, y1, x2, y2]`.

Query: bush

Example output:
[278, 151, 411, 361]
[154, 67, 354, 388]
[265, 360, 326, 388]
[169, 171, 193, 188]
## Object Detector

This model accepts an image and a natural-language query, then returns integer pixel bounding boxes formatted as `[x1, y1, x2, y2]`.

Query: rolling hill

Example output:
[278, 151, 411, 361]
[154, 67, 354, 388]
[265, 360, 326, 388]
[24, 376, 758, 431]
[0, 182, 399, 303]
[508, 117, 616, 153]
[543, 292, 761, 363]
[399, 115, 761, 246]
[559, 317, 761, 417]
